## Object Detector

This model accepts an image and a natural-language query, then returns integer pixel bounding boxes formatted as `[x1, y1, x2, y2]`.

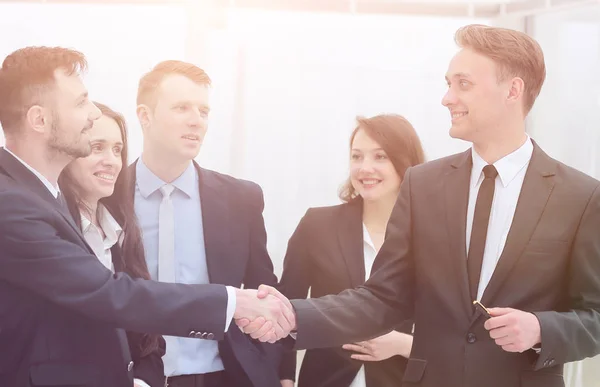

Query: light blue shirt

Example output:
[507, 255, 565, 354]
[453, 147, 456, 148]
[135, 159, 225, 376]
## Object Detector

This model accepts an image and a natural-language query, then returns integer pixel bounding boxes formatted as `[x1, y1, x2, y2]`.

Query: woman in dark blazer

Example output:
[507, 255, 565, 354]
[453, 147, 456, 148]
[58, 102, 166, 387]
[279, 114, 426, 387]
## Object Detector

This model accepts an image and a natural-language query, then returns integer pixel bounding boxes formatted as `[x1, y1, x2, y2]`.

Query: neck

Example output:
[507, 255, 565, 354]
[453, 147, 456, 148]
[141, 149, 190, 183]
[361, 193, 398, 233]
[5, 138, 71, 188]
[473, 122, 527, 165]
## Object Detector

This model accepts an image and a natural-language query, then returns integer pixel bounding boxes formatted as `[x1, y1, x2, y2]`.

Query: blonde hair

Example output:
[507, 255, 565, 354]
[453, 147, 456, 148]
[455, 24, 546, 115]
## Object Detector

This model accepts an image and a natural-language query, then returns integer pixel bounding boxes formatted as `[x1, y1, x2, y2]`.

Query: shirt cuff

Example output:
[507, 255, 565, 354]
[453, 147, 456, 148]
[134, 378, 151, 387]
[225, 286, 237, 332]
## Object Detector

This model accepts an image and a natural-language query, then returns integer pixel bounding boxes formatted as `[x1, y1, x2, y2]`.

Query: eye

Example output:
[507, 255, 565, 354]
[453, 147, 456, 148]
[459, 80, 470, 88]
[375, 153, 388, 160]
[351, 153, 361, 161]
[175, 105, 188, 112]
[113, 146, 122, 155]
[91, 143, 103, 152]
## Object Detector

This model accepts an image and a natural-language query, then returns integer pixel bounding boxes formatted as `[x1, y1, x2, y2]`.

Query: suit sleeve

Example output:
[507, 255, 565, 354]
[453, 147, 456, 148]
[291, 169, 416, 350]
[277, 210, 314, 381]
[533, 184, 600, 369]
[0, 189, 228, 340]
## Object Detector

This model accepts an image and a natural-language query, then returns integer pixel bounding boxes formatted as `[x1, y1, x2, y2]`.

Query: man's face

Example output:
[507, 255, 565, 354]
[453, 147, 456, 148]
[442, 48, 512, 143]
[46, 69, 101, 159]
[143, 74, 210, 163]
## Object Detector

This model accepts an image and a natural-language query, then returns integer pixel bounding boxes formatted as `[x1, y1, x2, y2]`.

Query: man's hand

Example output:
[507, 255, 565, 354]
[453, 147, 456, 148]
[342, 331, 413, 361]
[235, 285, 296, 342]
[280, 379, 294, 387]
[234, 288, 295, 343]
[484, 307, 541, 353]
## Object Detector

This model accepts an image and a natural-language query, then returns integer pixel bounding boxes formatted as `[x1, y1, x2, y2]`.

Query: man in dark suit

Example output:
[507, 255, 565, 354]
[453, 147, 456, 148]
[131, 60, 287, 387]
[240, 25, 600, 387]
[0, 47, 293, 387]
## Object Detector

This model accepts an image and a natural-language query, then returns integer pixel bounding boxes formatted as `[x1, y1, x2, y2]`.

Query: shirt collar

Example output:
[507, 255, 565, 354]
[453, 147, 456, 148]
[135, 158, 197, 199]
[362, 223, 376, 252]
[3, 147, 60, 198]
[81, 204, 123, 246]
[470, 135, 533, 188]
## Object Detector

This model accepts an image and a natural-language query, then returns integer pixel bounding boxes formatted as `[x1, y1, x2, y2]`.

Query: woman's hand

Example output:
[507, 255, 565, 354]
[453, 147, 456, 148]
[342, 331, 413, 361]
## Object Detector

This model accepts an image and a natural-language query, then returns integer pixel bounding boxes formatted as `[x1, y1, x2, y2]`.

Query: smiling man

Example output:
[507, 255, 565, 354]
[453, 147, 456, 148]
[241, 24, 600, 387]
[130, 60, 286, 387]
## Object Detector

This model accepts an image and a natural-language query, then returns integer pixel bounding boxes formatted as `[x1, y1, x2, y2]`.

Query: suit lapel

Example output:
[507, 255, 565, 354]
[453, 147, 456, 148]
[479, 144, 557, 307]
[0, 148, 90, 248]
[336, 198, 365, 288]
[197, 165, 238, 286]
[444, 149, 473, 319]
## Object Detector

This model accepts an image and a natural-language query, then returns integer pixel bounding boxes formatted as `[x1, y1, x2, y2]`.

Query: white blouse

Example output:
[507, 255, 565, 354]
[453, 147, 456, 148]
[349, 224, 378, 387]
[80, 204, 123, 272]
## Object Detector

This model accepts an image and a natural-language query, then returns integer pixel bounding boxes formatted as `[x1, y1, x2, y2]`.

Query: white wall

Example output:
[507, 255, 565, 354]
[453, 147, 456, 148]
[527, 4, 600, 179]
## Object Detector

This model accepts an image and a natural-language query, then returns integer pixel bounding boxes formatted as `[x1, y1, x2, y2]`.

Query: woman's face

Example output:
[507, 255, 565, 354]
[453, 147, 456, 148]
[350, 128, 401, 203]
[66, 115, 124, 206]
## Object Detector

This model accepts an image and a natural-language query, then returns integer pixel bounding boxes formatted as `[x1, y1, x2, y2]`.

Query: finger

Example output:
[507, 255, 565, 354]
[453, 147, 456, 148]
[241, 317, 267, 334]
[487, 307, 516, 317]
[258, 330, 276, 343]
[501, 344, 521, 353]
[351, 354, 378, 362]
[277, 302, 293, 333]
[342, 344, 370, 354]
[484, 314, 513, 330]
[250, 320, 273, 340]
[273, 323, 286, 341]
[494, 336, 515, 347]
[257, 285, 271, 299]
[487, 326, 511, 340]
[235, 318, 250, 328]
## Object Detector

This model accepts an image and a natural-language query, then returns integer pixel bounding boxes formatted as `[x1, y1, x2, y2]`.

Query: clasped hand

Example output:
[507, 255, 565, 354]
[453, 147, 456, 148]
[234, 285, 296, 343]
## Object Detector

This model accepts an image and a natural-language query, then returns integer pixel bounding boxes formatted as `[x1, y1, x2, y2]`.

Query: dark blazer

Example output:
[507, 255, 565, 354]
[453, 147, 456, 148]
[111, 245, 166, 387]
[0, 147, 231, 387]
[289, 143, 600, 387]
[129, 160, 283, 387]
[279, 197, 411, 387]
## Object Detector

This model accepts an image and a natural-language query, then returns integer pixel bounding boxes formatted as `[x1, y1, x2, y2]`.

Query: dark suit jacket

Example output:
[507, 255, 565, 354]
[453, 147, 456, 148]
[279, 198, 411, 387]
[0, 147, 231, 387]
[290, 143, 600, 387]
[111, 245, 166, 387]
[129, 160, 283, 387]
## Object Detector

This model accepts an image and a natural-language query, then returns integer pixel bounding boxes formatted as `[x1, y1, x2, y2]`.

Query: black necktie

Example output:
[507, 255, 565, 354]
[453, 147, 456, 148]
[468, 164, 498, 301]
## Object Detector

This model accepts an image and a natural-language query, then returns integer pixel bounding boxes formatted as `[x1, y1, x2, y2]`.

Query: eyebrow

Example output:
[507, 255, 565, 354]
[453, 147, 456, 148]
[90, 139, 124, 146]
[445, 73, 472, 81]
[351, 148, 385, 152]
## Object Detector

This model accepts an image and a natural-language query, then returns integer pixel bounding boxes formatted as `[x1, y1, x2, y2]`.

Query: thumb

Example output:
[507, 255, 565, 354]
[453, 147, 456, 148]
[257, 284, 272, 299]
[487, 307, 515, 317]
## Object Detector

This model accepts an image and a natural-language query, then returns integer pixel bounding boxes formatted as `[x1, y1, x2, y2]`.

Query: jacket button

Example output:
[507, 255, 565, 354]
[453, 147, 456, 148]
[188, 330, 196, 338]
[207, 333, 215, 340]
[127, 361, 134, 372]
[466, 332, 477, 344]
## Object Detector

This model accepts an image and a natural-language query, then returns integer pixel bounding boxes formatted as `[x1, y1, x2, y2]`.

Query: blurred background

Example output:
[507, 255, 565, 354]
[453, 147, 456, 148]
[1, 0, 599, 384]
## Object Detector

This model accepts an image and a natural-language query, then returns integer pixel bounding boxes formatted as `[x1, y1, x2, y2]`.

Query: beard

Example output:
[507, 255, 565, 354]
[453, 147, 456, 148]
[47, 113, 93, 159]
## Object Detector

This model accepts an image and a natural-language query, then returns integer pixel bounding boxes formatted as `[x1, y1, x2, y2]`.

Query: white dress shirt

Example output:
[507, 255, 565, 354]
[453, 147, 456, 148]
[349, 224, 378, 387]
[466, 136, 534, 300]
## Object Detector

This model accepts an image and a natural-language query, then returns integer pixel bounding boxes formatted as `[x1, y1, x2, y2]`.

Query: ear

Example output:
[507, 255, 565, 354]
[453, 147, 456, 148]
[506, 77, 525, 107]
[136, 104, 151, 133]
[25, 105, 49, 134]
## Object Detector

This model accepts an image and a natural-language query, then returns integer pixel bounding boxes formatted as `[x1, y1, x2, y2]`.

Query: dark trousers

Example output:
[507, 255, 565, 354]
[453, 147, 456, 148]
[166, 371, 229, 387]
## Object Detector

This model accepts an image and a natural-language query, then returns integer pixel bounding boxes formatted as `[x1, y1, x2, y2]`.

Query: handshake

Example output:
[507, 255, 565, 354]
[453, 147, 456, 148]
[233, 285, 296, 343]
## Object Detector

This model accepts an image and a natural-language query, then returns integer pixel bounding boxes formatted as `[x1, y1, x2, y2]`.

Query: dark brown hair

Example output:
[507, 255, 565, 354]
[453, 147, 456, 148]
[0, 46, 87, 135]
[137, 60, 211, 108]
[58, 102, 160, 357]
[339, 114, 425, 202]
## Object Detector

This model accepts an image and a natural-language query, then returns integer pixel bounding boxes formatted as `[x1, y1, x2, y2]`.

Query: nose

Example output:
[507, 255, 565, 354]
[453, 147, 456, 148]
[359, 158, 376, 173]
[100, 149, 120, 168]
[442, 87, 457, 107]
[187, 108, 205, 128]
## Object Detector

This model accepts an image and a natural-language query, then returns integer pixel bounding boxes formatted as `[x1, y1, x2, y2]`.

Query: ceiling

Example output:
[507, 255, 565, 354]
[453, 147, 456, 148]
[0, 0, 597, 18]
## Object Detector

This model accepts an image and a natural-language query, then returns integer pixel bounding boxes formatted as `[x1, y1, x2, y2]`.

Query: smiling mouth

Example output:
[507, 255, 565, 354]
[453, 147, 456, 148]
[361, 179, 381, 187]
[94, 172, 115, 182]
[182, 135, 200, 141]
[451, 112, 468, 120]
